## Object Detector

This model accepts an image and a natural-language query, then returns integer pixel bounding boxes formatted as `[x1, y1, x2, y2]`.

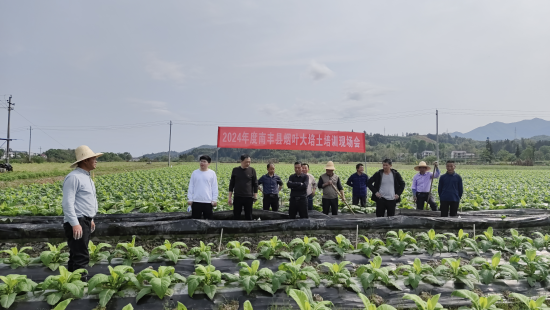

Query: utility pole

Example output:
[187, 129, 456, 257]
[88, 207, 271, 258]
[39, 146, 42, 154]
[168, 120, 172, 167]
[5, 96, 14, 164]
[436, 109, 439, 162]
[28, 126, 33, 163]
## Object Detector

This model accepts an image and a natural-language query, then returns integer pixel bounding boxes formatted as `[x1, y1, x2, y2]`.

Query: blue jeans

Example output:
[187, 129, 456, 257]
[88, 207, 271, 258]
[307, 195, 314, 210]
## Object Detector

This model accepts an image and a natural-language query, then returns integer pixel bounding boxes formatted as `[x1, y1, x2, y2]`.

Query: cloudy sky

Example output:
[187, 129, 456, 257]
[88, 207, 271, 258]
[1, 1, 549, 156]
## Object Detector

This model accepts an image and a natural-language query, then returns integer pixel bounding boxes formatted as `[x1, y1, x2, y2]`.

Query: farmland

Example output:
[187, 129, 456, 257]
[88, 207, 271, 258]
[1, 163, 550, 216]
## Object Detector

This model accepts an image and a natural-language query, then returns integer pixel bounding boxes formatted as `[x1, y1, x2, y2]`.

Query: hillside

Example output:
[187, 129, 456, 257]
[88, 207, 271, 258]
[450, 118, 550, 141]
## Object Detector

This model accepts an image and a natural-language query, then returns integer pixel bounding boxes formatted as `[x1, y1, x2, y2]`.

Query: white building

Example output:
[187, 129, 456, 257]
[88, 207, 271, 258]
[451, 151, 475, 159]
[421, 150, 435, 158]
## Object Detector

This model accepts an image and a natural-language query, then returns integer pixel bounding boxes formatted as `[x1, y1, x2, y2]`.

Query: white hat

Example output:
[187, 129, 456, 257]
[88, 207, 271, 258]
[70, 145, 103, 169]
[414, 161, 431, 171]
[324, 161, 336, 170]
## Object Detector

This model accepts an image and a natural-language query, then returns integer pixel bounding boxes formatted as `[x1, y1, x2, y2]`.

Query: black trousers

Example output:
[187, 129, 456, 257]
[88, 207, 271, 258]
[307, 195, 314, 210]
[440, 201, 460, 217]
[192, 202, 213, 219]
[233, 196, 254, 220]
[63, 217, 92, 272]
[352, 195, 367, 207]
[416, 192, 438, 211]
[375, 199, 397, 217]
[289, 196, 308, 219]
[322, 198, 339, 215]
[263, 194, 279, 212]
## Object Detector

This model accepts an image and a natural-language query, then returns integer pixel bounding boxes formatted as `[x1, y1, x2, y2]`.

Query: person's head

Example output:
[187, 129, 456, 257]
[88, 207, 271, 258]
[301, 163, 309, 174]
[418, 166, 428, 174]
[325, 161, 335, 176]
[356, 163, 364, 174]
[199, 155, 211, 170]
[240, 154, 251, 168]
[78, 156, 98, 171]
[267, 163, 275, 175]
[446, 161, 456, 173]
[382, 159, 392, 172]
[294, 161, 302, 175]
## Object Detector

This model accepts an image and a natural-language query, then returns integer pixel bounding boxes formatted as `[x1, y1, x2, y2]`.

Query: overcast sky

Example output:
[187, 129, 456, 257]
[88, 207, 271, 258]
[1, 1, 549, 156]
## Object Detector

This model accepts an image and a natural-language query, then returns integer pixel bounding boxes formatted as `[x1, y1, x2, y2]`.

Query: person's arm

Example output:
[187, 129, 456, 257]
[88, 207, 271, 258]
[395, 172, 406, 196]
[411, 175, 417, 198]
[458, 175, 463, 199]
[317, 177, 324, 189]
[296, 176, 308, 190]
[438, 175, 444, 196]
[62, 175, 80, 227]
[187, 172, 195, 205]
[228, 170, 235, 205]
[367, 174, 377, 193]
[311, 176, 317, 194]
[211, 172, 218, 204]
[432, 167, 440, 179]
[252, 169, 258, 199]
[276, 176, 283, 192]
[336, 177, 344, 191]
[257, 175, 264, 193]
[287, 175, 299, 188]
[346, 175, 353, 187]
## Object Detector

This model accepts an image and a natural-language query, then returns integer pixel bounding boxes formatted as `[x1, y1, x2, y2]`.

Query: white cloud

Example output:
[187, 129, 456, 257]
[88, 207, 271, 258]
[145, 56, 185, 83]
[306, 60, 334, 81]
[343, 81, 389, 102]
[128, 99, 185, 119]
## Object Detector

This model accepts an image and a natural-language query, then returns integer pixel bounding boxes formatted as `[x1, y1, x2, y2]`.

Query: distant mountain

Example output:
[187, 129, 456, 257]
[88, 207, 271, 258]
[180, 145, 217, 155]
[449, 118, 550, 141]
[531, 135, 550, 141]
[142, 145, 217, 159]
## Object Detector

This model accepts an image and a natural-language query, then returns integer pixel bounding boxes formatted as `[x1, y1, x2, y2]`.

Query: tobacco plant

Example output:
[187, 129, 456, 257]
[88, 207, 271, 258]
[187, 264, 222, 299]
[272, 256, 321, 296]
[257, 236, 288, 260]
[402, 293, 446, 310]
[509, 293, 550, 310]
[396, 258, 441, 289]
[435, 258, 479, 289]
[135, 266, 186, 302]
[356, 255, 402, 291]
[225, 241, 255, 262]
[358, 292, 397, 310]
[451, 290, 502, 310]
[475, 227, 507, 252]
[148, 240, 187, 264]
[532, 232, 550, 251]
[281, 236, 323, 262]
[444, 229, 480, 254]
[109, 236, 148, 266]
[88, 241, 112, 266]
[87, 265, 138, 307]
[36, 266, 88, 306]
[222, 260, 274, 295]
[470, 251, 518, 284]
[416, 229, 447, 255]
[318, 261, 361, 293]
[33, 242, 70, 271]
[1, 246, 32, 269]
[356, 236, 388, 258]
[509, 249, 550, 287]
[386, 230, 419, 256]
[0, 274, 37, 309]
[505, 229, 534, 252]
[323, 235, 355, 259]
[189, 241, 214, 265]
[289, 288, 333, 310]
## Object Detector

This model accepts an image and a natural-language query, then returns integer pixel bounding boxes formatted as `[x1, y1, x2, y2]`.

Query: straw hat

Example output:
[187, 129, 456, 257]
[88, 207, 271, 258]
[70, 145, 103, 168]
[324, 161, 336, 170]
[414, 161, 431, 171]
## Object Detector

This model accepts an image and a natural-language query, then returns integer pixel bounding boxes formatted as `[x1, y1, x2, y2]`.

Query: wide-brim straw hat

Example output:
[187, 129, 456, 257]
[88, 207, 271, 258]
[414, 161, 431, 171]
[70, 145, 103, 168]
[324, 161, 336, 170]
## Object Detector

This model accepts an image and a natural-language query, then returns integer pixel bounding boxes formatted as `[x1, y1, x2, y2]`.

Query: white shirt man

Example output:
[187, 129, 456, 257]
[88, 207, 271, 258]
[187, 155, 218, 219]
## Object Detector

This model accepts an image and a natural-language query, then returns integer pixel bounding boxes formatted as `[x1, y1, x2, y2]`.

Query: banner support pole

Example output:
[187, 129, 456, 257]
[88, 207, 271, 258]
[216, 148, 219, 173]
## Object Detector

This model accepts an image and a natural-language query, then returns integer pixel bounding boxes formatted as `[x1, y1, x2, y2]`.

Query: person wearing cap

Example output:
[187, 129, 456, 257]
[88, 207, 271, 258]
[317, 161, 345, 215]
[187, 155, 218, 219]
[367, 159, 406, 217]
[258, 163, 283, 211]
[346, 163, 369, 208]
[62, 145, 102, 272]
[411, 161, 440, 211]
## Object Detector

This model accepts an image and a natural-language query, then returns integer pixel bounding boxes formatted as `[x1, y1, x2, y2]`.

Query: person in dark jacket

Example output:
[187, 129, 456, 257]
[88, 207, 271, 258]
[367, 159, 406, 217]
[438, 161, 463, 217]
[258, 163, 283, 211]
[346, 163, 369, 207]
[287, 161, 309, 219]
[228, 154, 258, 220]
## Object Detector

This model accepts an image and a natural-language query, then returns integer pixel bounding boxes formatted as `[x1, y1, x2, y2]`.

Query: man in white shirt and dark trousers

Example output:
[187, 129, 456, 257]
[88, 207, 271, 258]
[63, 145, 103, 272]
[187, 155, 219, 219]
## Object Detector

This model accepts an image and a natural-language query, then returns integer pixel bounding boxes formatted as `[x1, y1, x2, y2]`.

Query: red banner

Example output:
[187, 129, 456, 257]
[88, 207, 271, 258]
[217, 127, 365, 153]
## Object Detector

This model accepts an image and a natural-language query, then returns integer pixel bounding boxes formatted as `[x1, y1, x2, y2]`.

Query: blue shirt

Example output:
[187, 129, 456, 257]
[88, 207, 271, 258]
[438, 172, 463, 202]
[346, 172, 369, 196]
[258, 173, 283, 195]
[62, 168, 98, 226]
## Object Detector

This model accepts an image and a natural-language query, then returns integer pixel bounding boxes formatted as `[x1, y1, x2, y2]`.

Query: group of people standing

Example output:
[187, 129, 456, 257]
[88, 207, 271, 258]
[186, 154, 464, 220]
